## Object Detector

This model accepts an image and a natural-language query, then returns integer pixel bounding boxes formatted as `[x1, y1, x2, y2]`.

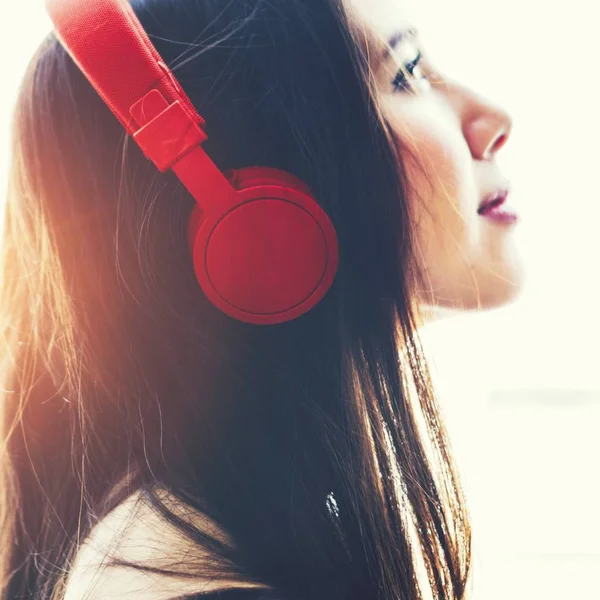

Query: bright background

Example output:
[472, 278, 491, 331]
[412, 0, 600, 598]
[2, 2, 599, 599]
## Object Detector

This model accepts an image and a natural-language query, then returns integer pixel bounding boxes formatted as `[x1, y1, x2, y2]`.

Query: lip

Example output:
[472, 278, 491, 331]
[478, 189, 509, 213]
[478, 189, 519, 224]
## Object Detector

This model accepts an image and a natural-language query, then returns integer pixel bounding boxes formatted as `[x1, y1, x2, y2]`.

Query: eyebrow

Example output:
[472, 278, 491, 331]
[384, 27, 418, 59]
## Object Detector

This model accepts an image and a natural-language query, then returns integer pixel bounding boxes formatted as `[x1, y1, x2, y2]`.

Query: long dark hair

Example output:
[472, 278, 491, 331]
[0, 0, 470, 598]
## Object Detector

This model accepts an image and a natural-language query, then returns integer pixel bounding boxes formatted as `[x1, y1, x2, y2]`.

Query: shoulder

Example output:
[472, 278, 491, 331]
[62, 489, 269, 600]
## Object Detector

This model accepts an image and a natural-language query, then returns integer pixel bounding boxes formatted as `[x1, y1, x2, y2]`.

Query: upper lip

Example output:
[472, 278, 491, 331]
[478, 189, 510, 213]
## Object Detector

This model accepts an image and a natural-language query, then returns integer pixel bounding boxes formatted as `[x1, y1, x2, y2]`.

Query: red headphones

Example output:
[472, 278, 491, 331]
[45, 0, 339, 325]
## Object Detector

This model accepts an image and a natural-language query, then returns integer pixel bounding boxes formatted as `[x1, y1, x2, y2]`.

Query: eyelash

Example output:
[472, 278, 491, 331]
[392, 51, 427, 93]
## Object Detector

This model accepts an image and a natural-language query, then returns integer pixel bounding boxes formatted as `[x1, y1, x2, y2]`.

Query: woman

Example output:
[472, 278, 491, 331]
[0, 0, 523, 598]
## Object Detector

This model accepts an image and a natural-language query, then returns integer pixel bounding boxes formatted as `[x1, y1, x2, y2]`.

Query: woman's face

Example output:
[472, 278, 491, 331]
[346, 0, 524, 312]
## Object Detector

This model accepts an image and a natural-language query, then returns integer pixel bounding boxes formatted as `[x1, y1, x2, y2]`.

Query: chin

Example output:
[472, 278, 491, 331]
[477, 252, 527, 310]
[418, 256, 526, 321]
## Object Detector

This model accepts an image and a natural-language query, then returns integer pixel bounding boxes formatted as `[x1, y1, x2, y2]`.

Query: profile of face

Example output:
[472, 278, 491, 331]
[347, 0, 524, 313]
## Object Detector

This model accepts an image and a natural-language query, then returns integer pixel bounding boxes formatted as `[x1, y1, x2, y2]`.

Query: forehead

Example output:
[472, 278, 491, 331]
[344, 0, 415, 42]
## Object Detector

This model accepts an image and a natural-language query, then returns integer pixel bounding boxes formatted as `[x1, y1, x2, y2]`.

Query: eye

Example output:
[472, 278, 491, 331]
[392, 50, 429, 93]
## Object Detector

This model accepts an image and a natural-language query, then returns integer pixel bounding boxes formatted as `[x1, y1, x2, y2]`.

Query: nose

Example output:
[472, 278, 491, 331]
[461, 92, 513, 161]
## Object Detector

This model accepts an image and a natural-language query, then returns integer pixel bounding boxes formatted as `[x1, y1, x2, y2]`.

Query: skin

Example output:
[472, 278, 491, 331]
[347, 0, 524, 313]
[63, 490, 269, 600]
[64, 2, 524, 598]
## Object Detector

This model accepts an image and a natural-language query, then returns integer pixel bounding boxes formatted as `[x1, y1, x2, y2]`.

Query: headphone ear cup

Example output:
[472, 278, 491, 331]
[191, 167, 338, 325]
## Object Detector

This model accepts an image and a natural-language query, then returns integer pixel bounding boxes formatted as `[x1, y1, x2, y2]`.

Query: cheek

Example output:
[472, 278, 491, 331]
[388, 101, 481, 274]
